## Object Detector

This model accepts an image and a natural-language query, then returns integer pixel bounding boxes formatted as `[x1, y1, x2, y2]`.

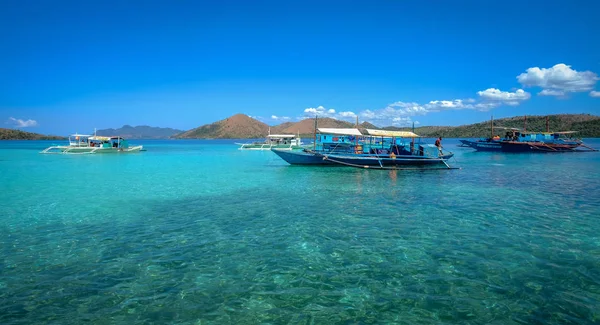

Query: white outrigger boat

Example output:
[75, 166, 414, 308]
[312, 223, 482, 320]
[237, 132, 304, 150]
[41, 133, 143, 154]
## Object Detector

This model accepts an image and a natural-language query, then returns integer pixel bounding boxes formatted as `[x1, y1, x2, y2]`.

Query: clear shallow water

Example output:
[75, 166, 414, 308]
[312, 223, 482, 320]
[1, 138, 599, 324]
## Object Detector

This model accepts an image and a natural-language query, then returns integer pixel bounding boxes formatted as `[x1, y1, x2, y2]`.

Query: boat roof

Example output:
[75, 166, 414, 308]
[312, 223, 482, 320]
[267, 134, 296, 138]
[70, 133, 91, 137]
[89, 136, 111, 141]
[317, 128, 363, 136]
[366, 129, 420, 138]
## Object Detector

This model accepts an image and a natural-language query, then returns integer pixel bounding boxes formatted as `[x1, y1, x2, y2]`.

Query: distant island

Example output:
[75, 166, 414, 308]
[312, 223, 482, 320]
[402, 114, 600, 138]
[175, 113, 600, 139]
[0, 128, 66, 140]
[96, 125, 184, 139]
[2, 113, 599, 140]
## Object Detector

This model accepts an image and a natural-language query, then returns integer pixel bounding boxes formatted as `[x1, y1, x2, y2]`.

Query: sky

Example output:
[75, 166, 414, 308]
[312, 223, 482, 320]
[1, 0, 599, 135]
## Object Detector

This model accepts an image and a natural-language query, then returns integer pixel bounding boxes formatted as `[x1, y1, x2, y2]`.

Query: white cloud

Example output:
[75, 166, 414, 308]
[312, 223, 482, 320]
[517, 63, 598, 96]
[476, 88, 531, 105]
[271, 115, 278, 119]
[7, 117, 38, 128]
[539, 89, 566, 97]
[590, 91, 600, 98]
[304, 105, 335, 117]
[338, 111, 357, 117]
[349, 87, 530, 125]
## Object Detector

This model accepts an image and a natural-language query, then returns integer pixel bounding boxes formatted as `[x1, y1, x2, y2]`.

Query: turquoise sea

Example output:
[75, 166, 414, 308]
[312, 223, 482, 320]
[1, 138, 599, 324]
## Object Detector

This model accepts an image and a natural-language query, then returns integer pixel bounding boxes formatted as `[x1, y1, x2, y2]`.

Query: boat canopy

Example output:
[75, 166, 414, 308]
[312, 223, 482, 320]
[317, 128, 363, 136]
[552, 131, 578, 134]
[366, 129, 420, 138]
[89, 136, 111, 141]
[267, 134, 297, 138]
[70, 133, 91, 137]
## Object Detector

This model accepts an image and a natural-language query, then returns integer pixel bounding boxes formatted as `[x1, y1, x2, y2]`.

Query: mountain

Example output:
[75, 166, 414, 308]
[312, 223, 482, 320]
[96, 125, 183, 139]
[274, 117, 357, 136]
[174, 113, 600, 139]
[388, 114, 600, 138]
[175, 114, 269, 138]
[0, 128, 66, 140]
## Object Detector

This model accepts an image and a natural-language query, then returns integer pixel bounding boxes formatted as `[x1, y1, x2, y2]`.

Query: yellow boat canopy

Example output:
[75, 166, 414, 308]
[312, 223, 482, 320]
[366, 129, 420, 138]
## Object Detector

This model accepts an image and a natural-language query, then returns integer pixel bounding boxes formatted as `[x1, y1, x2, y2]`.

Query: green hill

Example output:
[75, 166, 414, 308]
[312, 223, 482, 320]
[388, 114, 600, 138]
[0, 128, 66, 140]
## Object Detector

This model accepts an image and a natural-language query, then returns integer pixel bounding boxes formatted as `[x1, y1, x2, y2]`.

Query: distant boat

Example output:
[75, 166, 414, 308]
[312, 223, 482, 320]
[237, 132, 303, 150]
[40, 132, 143, 154]
[272, 127, 456, 170]
[460, 116, 595, 152]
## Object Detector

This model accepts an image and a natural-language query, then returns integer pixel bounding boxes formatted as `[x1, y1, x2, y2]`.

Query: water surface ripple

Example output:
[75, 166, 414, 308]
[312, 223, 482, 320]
[1, 139, 599, 324]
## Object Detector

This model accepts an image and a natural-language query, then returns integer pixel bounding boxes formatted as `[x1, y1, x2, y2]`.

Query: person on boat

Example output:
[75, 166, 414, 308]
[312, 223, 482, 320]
[435, 137, 443, 155]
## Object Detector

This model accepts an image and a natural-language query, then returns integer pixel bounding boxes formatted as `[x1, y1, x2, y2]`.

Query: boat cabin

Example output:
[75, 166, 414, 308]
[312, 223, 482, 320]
[265, 134, 301, 146]
[88, 136, 131, 149]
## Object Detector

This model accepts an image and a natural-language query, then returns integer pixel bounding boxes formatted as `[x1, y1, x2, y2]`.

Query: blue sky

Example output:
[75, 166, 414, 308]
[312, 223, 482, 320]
[1, 0, 599, 135]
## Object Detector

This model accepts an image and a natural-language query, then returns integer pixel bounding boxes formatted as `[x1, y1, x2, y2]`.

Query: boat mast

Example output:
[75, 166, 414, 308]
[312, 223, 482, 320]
[490, 115, 494, 139]
[411, 122, 415, 150]
[524, 115, 527, 132]
[313, 115, 317, 151]
[355, 115, 359, 146]
[546, 116, 549, 132]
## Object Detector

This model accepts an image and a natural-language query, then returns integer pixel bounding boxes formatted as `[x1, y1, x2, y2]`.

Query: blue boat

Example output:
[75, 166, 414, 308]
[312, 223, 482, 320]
[272, 128, 456, 169]
[460, 115, 594, 153]
[459, 138, 503, 151]
[462, 131, 585, 152]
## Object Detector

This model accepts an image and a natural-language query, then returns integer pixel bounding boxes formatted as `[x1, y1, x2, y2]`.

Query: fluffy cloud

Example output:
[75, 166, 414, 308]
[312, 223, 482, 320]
[303, 105, 337, 117]
[517, 63, 598, 96]
[338, 111, 357, 118]
[302, 105, 360, 122]
[7, 117, 38, 127]
[476, 88, 531, 106]
[351, 87, 530, 125]
[292, 62, 599, 126]
[357, 107, 418, 126]
[271, 115, 291, 120]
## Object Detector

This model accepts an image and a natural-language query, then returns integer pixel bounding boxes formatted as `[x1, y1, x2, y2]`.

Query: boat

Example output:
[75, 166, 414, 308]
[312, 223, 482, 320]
[272, 127, 457, 169]
[40, 133, 143, 154]
[237, 132, 303, 150]
[460, 116, 594, 152]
